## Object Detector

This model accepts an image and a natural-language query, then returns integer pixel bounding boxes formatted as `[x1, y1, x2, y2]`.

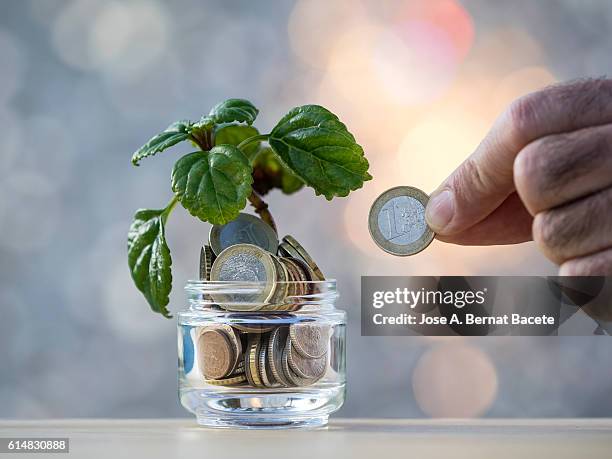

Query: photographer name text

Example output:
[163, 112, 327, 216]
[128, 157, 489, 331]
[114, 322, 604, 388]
[372, 312, 555, 326]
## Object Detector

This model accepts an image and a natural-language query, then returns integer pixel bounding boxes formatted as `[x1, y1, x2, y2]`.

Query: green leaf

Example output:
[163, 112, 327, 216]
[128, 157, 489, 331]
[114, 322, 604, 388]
[131, 120, 192, 166]
[215, 124, 262, 160]
[268, 105, 372, 199]
[127, 209, 173, 318]
[171, 145, 253, 225]
[252, 147, 304, 195]
[209, 99, 258, 125]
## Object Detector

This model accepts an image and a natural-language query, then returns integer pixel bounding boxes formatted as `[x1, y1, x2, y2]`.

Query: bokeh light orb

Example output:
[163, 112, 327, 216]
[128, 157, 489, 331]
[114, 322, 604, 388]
[372, 22, 458, 106]
[90, 1, 168, 81]
[412, 343, 498, 417]
[52, 0, 168, 81]
[398, 0, 475, 60]
[397, 109, 489, 192]
[288, 0, 368, 69]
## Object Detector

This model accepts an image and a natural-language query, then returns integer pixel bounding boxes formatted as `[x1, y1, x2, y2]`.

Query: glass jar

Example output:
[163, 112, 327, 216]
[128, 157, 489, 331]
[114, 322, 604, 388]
[177, 280, 346, 429]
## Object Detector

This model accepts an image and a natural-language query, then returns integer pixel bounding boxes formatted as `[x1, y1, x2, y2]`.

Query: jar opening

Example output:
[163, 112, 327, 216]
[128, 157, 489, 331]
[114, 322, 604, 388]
[184, 280, 338, 313]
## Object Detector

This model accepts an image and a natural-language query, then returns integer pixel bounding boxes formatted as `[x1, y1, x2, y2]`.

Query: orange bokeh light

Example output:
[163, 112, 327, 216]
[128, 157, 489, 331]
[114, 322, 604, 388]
[397, 0, 475, 60]
[412, 343, 498, 417]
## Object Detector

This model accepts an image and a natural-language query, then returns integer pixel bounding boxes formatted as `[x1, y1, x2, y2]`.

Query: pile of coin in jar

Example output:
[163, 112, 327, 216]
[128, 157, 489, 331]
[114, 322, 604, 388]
[197, 322, 330, 387]
[196, 212, 330, 387]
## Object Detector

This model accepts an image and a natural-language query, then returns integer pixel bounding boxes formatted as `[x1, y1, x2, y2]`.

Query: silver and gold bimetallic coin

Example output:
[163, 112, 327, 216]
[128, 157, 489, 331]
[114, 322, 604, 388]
[368, 186, 435, 256]
[209, 212, 278, 256]
[209, 243, 278, 310]
[209, 243, 322, 312]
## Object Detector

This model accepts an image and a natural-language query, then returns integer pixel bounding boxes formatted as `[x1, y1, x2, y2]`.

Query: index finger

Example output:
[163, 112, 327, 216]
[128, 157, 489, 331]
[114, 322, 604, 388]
[425, 78, 612, 237]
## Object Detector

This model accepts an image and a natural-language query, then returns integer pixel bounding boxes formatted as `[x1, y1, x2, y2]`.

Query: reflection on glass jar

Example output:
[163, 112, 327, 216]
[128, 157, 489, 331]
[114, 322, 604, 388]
[178, 280, 346, 429]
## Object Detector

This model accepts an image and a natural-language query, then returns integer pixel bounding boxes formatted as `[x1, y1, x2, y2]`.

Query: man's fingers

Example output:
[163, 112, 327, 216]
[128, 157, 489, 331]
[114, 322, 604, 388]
[560, 247, 612, 276]
[533, 187, 612, 264]
[436, 193, 532, 245]
[426, 78, 612, 236]
[514, 124, 612, 215]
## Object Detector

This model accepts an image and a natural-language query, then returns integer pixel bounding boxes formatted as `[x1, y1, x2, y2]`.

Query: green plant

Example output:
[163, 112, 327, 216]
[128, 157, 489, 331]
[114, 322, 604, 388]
[128, 99, 371, 317]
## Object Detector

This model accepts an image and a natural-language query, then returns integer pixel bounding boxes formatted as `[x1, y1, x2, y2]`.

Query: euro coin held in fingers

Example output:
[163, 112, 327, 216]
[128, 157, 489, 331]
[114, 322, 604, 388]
[369, 186, 435, 256]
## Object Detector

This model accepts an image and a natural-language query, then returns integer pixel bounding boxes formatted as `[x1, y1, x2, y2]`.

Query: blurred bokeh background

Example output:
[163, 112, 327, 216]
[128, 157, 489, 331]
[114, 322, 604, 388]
[2, 0, 612, 419]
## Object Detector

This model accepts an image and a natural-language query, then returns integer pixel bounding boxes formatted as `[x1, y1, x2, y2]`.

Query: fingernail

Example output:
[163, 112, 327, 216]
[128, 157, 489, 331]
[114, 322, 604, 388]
[426, 189, 454, 233]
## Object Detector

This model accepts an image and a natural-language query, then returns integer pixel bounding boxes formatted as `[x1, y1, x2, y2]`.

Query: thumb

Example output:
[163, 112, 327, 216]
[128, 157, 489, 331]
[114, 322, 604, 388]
[424, 129, 517, 236]
[425, 90, 538, 235]
[426, 79, 612, 236]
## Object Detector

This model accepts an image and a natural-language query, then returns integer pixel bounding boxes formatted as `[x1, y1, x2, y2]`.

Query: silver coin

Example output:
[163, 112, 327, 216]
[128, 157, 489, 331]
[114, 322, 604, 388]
[288, 342, 327, 380]
[368, 186, 434, 256]
[209, 212, 278, 256]
[258, 334, 279, 387]
[289, 323, 329, 359]
[268, 327, 291, 387]
[281, 336, 317, 387]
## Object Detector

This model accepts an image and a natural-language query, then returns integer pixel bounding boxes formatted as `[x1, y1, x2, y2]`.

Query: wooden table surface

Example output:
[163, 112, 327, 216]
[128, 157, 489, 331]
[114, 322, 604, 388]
[1, 418, 611, 458]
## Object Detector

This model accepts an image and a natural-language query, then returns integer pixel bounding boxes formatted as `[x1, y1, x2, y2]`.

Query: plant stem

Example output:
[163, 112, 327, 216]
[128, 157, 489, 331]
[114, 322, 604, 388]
[161, 195, 179, 222]
[189, 135, 207, 151]
[248, 191, 277, 233]
[238, 134, 270, 151]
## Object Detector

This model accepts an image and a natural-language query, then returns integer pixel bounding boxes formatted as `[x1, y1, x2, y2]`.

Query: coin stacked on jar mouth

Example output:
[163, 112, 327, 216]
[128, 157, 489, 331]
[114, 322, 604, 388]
[198, 323, 330, 388]
[200, 212, 327, 312]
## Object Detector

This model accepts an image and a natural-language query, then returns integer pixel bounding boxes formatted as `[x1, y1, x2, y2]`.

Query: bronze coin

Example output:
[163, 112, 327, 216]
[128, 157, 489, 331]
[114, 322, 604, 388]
[286, 256, 316, 300]
[197, 328, 235, 380]
[289, 323, 329, 359]
[280, 257, 305, 297]
[211, 324, 242, 374]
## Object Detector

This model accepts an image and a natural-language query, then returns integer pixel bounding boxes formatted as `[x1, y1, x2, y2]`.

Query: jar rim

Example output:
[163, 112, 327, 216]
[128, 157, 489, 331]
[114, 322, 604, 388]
[185, 279, 337, 290]
[184, 279, 338, 313]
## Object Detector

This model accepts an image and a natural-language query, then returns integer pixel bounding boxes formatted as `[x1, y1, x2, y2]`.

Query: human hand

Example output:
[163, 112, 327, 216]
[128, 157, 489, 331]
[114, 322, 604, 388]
[425, 78, 612, 275]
